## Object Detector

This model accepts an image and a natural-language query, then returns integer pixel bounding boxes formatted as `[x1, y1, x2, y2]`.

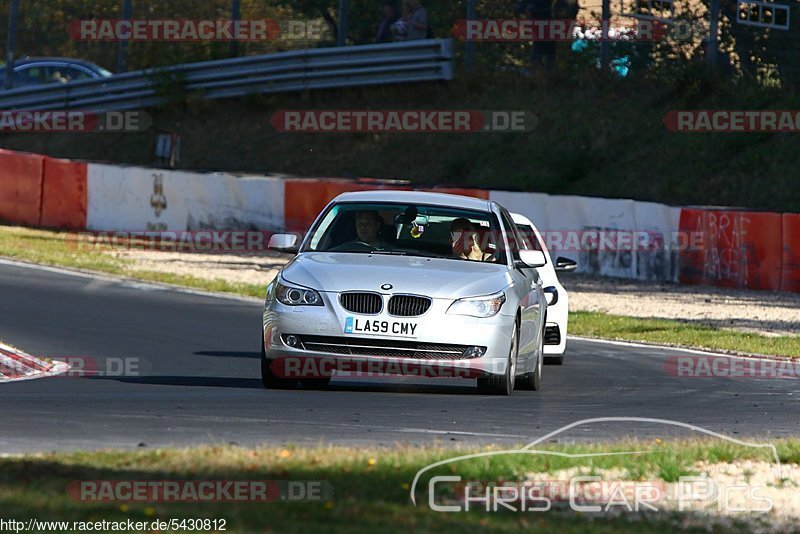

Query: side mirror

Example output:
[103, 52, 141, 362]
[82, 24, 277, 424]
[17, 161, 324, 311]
[554, 256, 577, 272]
[268, 233, 299, 254]
[517, 249, 546, 269]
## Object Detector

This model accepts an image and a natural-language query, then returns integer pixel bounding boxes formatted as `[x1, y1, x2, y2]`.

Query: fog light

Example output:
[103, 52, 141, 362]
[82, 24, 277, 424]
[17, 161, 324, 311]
[462, 346, 486, 359]
[284, 335, 301, 348]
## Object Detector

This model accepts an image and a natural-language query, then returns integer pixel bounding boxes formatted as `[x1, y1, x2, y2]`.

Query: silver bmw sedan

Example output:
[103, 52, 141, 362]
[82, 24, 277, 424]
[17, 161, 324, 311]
[262, 190, 548, 395]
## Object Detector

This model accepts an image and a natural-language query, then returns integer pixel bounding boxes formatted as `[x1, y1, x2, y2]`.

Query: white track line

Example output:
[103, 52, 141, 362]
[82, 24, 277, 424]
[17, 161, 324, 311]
[0, 258, 262, 304]
[570, 335, 796, 363]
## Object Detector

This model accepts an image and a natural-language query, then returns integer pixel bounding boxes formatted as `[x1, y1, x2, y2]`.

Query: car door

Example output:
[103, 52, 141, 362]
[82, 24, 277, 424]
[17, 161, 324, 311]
[499, 209, 543, 366]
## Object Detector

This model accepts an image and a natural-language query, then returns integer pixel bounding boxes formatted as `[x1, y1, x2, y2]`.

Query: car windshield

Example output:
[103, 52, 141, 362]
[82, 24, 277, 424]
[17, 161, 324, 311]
[302, 202, 506, 264]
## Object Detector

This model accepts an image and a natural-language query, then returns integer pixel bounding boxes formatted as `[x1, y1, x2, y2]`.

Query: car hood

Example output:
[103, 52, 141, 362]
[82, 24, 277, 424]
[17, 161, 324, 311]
[281, 252, 512, 299]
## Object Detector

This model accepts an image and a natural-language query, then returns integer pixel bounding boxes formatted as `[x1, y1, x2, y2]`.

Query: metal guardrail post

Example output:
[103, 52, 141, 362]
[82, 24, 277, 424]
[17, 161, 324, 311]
[465, 0, 476, 69]
[230, 0, 241, 57]
[3, 0, 20, 90]
[337, 0, 349, 46]
[116, 0, 133, 73]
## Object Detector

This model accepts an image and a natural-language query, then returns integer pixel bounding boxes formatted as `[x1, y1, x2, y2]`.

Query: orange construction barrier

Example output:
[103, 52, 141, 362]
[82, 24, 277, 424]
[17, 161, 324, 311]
[39, 157, 88, 229]
[0, 149, 44, 226]
[679, 208, 783, 290]
[678, 208, 705, 286]
[427, 187, 489, 200]
[283, 179, 410, 232]
[283, 180, 491, 232]
[782, 214, 800, 292]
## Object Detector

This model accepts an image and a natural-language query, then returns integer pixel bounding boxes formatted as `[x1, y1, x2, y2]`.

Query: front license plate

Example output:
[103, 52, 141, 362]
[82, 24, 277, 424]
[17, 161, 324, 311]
[344, 317, 418, 338]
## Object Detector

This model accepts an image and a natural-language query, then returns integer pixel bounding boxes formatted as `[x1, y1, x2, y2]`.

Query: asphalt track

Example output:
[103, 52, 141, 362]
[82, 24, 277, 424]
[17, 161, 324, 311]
[1, 260, 798, 454]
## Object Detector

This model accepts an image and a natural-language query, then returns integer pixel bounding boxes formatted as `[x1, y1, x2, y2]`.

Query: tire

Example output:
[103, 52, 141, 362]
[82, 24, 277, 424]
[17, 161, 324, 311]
[261, 339, 298, 390]
[517, 325, 543, 391]
[544, 354, 564, 366]
[477, 323, 518, 396]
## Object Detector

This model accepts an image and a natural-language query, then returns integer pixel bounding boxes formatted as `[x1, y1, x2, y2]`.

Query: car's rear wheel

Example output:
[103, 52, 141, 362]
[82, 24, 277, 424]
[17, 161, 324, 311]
[261, 339, 298, 389]
[477, 323, 518, 396]
[517, 324, 543, 391]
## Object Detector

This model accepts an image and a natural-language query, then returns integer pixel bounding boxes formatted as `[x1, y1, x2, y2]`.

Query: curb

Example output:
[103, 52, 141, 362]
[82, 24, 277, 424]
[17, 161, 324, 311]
[0, 341, 69, 383]
[570, 335, 798, 364]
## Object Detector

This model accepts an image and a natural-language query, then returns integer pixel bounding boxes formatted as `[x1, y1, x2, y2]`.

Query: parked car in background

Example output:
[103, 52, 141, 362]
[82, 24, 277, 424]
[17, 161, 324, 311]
[0, 58, 112, 89]
[511, 212, 577, 365]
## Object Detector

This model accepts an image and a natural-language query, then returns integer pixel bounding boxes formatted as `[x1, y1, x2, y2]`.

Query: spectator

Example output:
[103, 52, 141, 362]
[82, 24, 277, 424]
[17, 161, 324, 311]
[404, 0, 428, 41]
[376, 2, 401, 43]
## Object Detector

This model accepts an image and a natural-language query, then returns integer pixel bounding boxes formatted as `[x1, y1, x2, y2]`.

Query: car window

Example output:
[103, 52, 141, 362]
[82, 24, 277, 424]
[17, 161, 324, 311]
[12, 66, 46, 85]
[515, 224, 543, 251]
[48, 66, 93, 83]
[302, 201, 506, 264]
[499, 210, 522, 261]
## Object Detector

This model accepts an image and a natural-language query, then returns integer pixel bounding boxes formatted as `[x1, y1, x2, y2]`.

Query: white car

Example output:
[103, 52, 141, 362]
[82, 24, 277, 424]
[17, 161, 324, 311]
[511, 212, 576, 364]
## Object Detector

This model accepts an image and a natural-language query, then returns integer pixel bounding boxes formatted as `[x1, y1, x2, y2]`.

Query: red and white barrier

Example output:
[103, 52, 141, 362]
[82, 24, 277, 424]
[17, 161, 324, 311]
[0, 147, 798, 291]
[0, 342, 68, 382]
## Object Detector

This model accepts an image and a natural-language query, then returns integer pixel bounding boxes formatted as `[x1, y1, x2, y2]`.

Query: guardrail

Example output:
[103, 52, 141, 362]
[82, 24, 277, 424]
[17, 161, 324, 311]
[0, 39, 454, 112]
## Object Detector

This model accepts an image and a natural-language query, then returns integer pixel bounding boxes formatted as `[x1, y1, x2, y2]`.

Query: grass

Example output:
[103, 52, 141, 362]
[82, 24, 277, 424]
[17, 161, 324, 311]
[2, 223, 799, 358]
[570, 311, 800, 358]
[1, 440, 794, 532]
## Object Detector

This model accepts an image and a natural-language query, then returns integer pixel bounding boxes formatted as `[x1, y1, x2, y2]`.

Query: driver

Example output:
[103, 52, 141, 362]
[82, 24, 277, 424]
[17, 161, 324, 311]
[354, 210, 387, 247]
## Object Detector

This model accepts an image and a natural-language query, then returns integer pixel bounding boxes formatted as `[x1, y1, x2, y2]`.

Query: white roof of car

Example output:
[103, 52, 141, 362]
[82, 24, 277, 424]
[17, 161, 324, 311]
[510, 212, 534, 226]
[333, 190, 492, 212]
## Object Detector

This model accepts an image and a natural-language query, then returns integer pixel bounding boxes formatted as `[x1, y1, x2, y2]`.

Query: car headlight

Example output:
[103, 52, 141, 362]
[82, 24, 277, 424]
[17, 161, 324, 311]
[447, 291, 506, 318]
[276, 281, 323, 306]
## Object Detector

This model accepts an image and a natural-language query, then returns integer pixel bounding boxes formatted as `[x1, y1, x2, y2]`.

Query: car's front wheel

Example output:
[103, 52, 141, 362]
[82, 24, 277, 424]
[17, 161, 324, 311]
[477, 323, 518, 396]
[261, 339, 298, 389]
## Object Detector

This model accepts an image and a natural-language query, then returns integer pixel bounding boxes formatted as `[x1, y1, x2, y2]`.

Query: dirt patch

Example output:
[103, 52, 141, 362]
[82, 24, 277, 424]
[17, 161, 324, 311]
[109, 249, 287, 288]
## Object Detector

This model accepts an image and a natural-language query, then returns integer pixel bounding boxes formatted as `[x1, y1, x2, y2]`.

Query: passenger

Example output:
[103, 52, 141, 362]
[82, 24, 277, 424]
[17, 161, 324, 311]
[450, 218, 494, 261]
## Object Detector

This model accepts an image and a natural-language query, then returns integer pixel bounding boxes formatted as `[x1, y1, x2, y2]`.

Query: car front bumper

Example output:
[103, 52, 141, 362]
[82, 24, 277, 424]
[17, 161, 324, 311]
[263, 293, 515, 379]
